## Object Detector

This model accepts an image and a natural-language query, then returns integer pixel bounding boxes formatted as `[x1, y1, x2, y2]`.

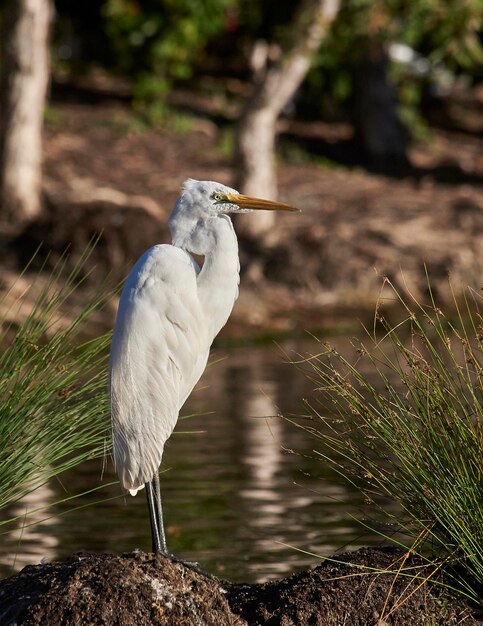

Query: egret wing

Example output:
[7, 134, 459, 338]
[110, 245, 206, 493]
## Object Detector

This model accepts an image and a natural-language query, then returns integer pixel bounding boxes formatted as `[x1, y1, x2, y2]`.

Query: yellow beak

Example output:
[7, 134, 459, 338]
[222, 193, 299, 212]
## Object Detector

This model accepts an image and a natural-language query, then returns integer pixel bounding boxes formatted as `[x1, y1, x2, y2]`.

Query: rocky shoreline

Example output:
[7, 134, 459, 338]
[0, 547, 481, 625]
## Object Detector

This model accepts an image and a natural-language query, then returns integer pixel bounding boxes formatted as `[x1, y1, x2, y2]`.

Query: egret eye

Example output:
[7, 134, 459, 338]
[213, 193, 224, 202]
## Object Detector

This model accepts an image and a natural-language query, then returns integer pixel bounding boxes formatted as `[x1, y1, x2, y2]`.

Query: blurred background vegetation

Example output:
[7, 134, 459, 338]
[50, 0, 480, 130]
[0, 0, 481, 306]
[51, 0, 482, 124]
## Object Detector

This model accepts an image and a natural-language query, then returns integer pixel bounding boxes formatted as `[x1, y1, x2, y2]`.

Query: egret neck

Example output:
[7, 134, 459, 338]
[197, 215, 240, 338]
[169, 208, 240, 339]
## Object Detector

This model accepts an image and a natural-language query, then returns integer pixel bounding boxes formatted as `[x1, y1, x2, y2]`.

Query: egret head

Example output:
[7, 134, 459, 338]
[171, 177, 297, 218]
[169, 179, 298, 251]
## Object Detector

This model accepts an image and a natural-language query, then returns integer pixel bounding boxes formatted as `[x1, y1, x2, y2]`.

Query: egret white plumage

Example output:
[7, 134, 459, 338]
[109, 178, 298, 554]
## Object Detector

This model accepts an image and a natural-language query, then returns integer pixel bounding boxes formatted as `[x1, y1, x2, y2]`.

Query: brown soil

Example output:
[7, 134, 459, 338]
[1, 96, 482, 336]
[0, 548, 481, 626]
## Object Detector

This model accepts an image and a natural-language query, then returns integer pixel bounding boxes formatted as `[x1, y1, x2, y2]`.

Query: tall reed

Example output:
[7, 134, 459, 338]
[0, 252, 112, 519]
[297, 281, 482, 594]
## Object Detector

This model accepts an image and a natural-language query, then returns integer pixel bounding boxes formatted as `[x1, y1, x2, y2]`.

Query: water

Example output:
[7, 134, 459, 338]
[0, 337, 396, 583]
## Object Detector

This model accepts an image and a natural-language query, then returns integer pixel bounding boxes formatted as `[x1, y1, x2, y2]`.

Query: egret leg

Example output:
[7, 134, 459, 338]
[145, 479, 166, 554]
[152, 472, 168, 554]
[149, 474, 201, 569]
[145, 472, 168, 554]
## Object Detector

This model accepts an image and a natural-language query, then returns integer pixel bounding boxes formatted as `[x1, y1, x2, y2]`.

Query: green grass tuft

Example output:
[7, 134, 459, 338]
[0, 250, 113, 524]
[296, 279, 482, 598]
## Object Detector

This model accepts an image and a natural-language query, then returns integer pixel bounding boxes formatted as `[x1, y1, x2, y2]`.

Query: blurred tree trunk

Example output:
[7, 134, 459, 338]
[0, 0, 53, 225]
[353, 42, 408, 168]
[236, 0, 340, 238]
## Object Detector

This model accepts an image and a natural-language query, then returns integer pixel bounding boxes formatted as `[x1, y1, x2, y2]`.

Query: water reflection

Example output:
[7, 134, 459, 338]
[240, 384, 284, 526]
[0, 337, 397, 583]
[0, 482, 58, 572]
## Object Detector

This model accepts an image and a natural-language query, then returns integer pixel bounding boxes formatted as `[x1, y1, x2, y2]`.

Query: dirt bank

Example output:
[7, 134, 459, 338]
[0, 548, 481, 625]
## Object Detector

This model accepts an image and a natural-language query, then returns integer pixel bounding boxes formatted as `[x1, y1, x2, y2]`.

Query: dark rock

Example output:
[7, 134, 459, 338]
[0, 552, 244, 626]
[0, 548, 481, 626]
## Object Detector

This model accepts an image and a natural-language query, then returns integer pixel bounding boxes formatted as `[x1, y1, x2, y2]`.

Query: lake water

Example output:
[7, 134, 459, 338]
[0, 336, 398, 583]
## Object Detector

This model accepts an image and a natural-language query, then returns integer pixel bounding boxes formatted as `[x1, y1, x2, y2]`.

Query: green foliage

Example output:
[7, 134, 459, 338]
[397, 0, 483, 69]
[102, 0, 235, 118]
[302, 0, 482, 128]
[0, 252, 112, 518]
[52, 0, 482, 133]
[216, 127, 234, 157]
[394, 76, 431, 142]
[313, 0, 483, 71]
[297, 281, 483, 598]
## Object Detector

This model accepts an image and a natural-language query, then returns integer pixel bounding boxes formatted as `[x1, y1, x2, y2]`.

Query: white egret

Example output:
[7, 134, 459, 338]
[109, 178, 298, 554]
